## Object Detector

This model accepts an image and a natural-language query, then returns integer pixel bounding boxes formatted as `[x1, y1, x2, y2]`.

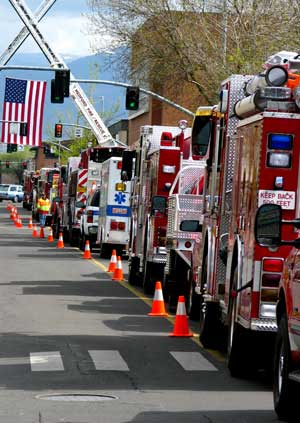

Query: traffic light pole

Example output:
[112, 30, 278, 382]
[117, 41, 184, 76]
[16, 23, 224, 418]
[70, 79, 195, 117]
[0, 65, 194, 118]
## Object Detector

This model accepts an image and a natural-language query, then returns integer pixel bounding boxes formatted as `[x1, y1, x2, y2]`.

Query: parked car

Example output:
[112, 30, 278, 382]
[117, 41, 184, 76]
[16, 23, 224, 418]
[0, 184, 24, 202]
[0, 184, 9, 202]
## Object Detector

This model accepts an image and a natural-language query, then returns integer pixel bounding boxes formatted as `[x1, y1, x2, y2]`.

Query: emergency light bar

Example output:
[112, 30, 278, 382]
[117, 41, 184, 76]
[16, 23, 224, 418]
[268, 134, 293, 150]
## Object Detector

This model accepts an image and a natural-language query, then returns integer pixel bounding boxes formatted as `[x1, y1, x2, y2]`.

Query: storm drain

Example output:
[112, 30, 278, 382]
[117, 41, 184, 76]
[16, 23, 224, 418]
[37, 394, 118, 402]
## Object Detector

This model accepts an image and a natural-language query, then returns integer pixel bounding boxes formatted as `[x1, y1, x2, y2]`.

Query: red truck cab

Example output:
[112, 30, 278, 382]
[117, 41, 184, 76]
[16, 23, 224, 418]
[255, 203, 300, 421]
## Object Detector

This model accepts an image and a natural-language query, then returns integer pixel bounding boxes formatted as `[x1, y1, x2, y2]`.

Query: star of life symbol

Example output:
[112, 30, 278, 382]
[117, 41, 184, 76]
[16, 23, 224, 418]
[114, 192, 126, 205]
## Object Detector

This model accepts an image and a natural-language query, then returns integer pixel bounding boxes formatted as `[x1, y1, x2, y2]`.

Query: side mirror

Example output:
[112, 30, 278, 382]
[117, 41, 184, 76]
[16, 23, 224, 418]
[179, 220, 202, 232]
[121, 151, 136, 181]
[151, 196, 167, 215]
[255, 204, 282, 247]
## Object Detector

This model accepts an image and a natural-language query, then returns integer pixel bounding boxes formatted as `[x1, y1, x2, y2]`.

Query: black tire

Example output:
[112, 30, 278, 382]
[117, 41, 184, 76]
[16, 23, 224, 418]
[128, 256, 141, 286]
[187, 270, 200, 321]
[273, 315, 298, 420]
[199, 256, 221, 348]
[200, 301, 221, 349]
[227, 267, 252, 377]
[143, 260, 156, 295]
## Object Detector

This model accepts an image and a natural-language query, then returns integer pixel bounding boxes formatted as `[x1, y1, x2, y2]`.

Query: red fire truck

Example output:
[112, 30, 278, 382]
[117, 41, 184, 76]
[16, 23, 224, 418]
[123, 124, 191, 295]
[31, 167, 60, 222]
[23, 169, 35, 210]
[255, 204, 300, 421]
[195, 55, 300, 376]
[164, 107, 212, 315]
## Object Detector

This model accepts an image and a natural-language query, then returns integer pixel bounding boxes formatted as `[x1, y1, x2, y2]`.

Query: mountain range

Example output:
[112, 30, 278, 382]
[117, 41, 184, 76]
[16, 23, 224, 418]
[0, 50, 128, 141]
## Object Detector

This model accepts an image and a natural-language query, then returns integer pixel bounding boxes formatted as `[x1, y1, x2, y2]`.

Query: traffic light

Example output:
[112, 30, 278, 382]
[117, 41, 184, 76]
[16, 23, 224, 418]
[7, 144, 17, 153]
[22, 162, 27, 169]
[19, 122, 27, 137]
[55, 123, 63, 138]
[51, 69, 70, 103]
[6, 161, 10, 168]
[125, 86, 140, 110]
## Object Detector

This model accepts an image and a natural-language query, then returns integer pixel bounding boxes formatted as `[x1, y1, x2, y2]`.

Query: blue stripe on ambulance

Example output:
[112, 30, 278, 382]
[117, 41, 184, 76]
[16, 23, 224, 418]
[106, 205, 131, 217]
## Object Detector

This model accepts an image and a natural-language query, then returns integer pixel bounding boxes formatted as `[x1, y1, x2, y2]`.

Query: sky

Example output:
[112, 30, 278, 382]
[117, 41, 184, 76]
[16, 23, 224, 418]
[0, 0, 104, 59]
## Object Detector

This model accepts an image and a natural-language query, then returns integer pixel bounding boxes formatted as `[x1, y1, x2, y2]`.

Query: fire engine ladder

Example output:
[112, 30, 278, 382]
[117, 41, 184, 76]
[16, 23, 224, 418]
[6, 0, 116, 146]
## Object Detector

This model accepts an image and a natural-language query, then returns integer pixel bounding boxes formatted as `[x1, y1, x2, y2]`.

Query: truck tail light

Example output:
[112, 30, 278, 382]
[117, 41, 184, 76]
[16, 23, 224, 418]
[117, 161, 122, 169]
[118, 222, 125, 231]
[110, 221, 118, 230]
[87, 210, 93, 223]
[262, 259, 283, 273]
[259, 258, 283, 319]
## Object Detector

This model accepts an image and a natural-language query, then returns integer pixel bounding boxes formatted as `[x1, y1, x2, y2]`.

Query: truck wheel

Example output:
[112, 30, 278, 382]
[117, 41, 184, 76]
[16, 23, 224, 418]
[274, 315, 297, 420]
[200, 301, 221, 349]
[227, 267, 252, 377]
[187, 272, 200, 321]
[128, 256, 141, 286]
[199, 256, 221, 348]
[143, 260, 156, 295]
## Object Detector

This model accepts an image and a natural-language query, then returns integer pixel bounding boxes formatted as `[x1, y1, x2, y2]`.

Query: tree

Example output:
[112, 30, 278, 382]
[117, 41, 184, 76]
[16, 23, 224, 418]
[0, 148, 35, 184]
[86, 0, 300, 105]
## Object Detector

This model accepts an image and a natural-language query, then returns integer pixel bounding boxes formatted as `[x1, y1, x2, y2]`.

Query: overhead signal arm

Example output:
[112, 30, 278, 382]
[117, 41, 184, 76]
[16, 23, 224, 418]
[8, 0, 116, 146]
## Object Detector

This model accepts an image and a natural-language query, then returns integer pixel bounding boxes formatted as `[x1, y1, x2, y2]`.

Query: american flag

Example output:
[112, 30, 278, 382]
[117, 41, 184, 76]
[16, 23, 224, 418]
[1, 77, 47, 146]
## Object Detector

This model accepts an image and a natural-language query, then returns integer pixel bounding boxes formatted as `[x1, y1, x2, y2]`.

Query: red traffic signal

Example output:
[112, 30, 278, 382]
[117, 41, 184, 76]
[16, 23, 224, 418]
[55, 123, 63, 138]
[6, 161, 10, 168]
[22, 162, 27, 169]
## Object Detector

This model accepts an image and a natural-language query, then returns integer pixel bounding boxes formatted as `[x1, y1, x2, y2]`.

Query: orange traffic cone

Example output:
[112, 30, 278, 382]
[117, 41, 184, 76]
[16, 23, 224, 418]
[148, 281, 168, 316]
[107, 249, 117, 272]
[16, 217, 22, 228]
[169, 296, 193, 337]
[112, 256, 124, 281]
[82, 240, 92, 259]
[32, 224, 38, 238]
[6, 202, 12, 211]
[47, 227, 54, 242]
[57, 232, 64, 249]
[39, 227, 45, 238]
[28, 218, 33, 229]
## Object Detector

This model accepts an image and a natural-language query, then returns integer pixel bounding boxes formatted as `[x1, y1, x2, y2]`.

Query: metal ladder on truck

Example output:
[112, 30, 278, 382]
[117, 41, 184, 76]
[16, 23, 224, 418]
[3, 0, 116, 147]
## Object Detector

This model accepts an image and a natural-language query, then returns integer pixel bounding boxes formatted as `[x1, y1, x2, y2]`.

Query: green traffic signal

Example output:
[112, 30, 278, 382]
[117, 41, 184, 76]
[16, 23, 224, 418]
[126, 86, 140, 110]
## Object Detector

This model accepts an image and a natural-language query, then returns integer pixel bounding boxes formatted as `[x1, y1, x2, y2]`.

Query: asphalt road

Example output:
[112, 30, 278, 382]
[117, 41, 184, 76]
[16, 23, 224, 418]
[0, 203, 282, 423]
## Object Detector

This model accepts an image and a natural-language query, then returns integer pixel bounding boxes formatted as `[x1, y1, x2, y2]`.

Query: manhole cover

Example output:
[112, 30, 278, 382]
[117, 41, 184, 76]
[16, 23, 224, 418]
[37, 394, 118, 402]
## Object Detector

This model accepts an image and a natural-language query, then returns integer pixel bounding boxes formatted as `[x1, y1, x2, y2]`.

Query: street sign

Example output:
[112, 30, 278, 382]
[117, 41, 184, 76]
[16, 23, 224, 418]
[74, 128, 83, 138]
[9, 123, 18, 134]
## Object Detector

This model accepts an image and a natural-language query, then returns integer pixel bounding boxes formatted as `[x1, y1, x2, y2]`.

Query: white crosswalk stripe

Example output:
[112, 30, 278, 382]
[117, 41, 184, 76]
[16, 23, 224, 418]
[88, 350, 129, 371]
[170, 351, 218, 371]
[27, 350, 219, 373]
[30, 351, 64, 372]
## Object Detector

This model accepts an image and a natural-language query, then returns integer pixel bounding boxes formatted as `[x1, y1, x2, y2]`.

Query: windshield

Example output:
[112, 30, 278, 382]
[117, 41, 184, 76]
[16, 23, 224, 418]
[1, 185, 9, 192]
[191, 115, 211, 157]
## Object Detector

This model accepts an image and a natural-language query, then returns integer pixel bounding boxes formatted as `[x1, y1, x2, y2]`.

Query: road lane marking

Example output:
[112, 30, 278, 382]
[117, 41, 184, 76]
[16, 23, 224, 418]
[30, 351, 64, 372]
[88, 350, 129, 371]
[170, 351, 218, 371]
[91, 258, 226, 363]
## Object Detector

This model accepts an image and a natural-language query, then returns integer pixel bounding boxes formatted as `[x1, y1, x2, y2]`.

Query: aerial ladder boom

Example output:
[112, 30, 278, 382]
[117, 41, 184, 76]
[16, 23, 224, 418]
[0, 0, 56, 66]
[7, 0, 116, 146]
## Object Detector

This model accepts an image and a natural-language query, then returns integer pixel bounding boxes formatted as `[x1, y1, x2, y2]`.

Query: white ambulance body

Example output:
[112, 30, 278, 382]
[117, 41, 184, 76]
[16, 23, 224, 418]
[97, 157, 131, 256]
